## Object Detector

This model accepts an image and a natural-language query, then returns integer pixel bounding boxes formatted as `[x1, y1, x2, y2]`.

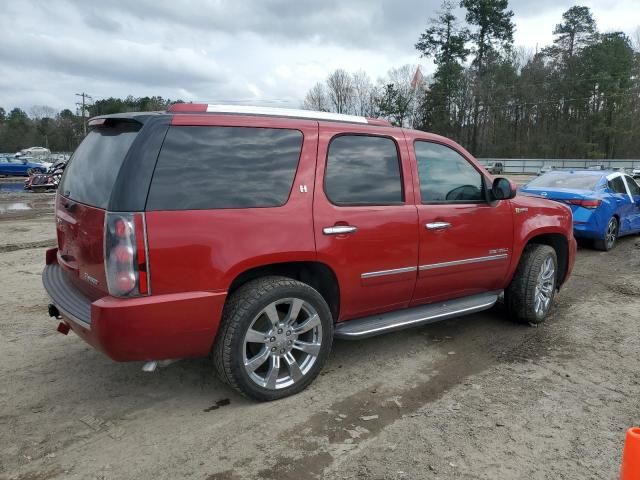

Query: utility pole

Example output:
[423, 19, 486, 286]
[75, 92, 92, 137]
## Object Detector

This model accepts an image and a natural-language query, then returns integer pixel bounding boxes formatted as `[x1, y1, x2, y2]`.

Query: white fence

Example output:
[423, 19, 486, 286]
[477, 158, 640, 174]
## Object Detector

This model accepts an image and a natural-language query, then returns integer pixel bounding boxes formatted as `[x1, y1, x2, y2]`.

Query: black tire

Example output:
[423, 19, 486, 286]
[505, 244, 558, 325]
[213, 276, 334, 401]
[594, 216, 618, 251]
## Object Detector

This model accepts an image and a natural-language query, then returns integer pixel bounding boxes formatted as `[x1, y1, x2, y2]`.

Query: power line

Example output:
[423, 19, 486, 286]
[75, 92, 93, 137]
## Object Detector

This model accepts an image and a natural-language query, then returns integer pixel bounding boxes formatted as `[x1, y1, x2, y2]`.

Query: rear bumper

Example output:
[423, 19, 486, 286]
[42, 261, 227, 362]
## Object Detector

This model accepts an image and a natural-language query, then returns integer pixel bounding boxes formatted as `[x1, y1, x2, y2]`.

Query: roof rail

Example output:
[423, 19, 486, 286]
[167, 103, 391, 126]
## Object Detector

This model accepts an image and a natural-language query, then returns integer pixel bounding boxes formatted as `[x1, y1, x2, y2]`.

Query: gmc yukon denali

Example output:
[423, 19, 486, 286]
[43, 104, 576, 401]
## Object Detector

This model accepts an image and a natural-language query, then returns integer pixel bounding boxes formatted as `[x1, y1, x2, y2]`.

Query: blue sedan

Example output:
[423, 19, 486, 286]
[0, 156, 47, 176]
[520, 170, 640, 251]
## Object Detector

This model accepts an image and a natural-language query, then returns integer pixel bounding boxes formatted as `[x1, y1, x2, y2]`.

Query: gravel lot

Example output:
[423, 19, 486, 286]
[1, 180, 639, 480]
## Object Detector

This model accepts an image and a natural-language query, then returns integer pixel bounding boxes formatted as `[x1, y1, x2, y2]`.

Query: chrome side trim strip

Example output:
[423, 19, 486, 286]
[419, 253, 508, 271]
[361, 266, 417, 279]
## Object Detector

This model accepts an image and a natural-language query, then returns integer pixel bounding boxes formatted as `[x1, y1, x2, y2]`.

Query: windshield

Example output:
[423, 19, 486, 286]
[526, 173, 599, 190]
[59, 121, 140, 208]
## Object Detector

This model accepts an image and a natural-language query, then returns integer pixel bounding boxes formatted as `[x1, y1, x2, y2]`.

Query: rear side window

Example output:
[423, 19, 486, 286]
[324, 135, 403, 205]
[60, 121, 141, 208]
[608, 176, 627, 194]
[147, 126, 303, 210]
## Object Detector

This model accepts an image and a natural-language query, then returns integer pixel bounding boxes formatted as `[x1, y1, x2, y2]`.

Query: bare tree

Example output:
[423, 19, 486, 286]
[352, 70, 374, 116]
[29, 105, 56, 120]
[326, 69, 354, 114]
[387, 65, 424, 127]
[302, 82, 329, 111]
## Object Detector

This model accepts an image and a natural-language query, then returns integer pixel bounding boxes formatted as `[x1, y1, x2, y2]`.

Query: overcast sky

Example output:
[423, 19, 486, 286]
[1, 0, 638, 114]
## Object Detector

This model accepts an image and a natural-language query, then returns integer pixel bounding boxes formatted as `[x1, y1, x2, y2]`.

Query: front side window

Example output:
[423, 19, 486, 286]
[147, 126, 303, 210]
[415, 141, 484, 203]
[324, 135, 403, 205]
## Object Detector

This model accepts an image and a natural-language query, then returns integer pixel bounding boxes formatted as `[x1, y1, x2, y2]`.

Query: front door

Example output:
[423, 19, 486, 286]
[407, 138, 513, 305]
[313, 124, 419, 321]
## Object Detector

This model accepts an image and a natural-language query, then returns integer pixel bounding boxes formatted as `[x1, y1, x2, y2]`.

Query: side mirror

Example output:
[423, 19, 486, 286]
[491, 177, 516, 201]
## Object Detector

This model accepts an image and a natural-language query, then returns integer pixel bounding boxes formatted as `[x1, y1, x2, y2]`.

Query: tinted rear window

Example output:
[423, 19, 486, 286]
[60, 122, 141, 208]
[147, 126, 303, 210]
[526, 173, 599, 190]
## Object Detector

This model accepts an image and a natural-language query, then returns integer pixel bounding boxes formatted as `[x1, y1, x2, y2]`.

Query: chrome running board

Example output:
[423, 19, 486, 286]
[334, 291, 501, 340]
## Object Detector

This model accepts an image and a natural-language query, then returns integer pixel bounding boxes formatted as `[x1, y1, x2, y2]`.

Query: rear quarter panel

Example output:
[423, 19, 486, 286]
[145, 115, 319, 294]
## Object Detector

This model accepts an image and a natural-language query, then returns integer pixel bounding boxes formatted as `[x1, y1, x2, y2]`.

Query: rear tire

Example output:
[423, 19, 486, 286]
[213, 276, 333, 401]
[505, 244, 558, 325]
[594, 217, 618, 251]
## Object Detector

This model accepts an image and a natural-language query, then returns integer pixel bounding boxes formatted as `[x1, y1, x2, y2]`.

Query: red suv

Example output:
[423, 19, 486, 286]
[43, 104, 576, 401]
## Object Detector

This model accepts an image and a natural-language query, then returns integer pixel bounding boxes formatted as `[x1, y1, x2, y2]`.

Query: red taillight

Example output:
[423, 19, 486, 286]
[114, 218, 131, 238]
[566, 199, 601, 209]
[105, 212, 150, 297]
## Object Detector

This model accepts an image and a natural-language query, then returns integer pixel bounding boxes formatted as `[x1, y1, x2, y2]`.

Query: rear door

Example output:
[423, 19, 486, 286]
[313, 123, 419, 321]
[607, 175, 634, 234]
[406, 136, 513, 304]
[56, 119, 142, 299]
[622, 175, 640, 231]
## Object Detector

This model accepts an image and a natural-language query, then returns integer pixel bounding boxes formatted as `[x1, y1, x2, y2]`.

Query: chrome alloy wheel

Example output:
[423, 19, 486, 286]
[534, 256, 555, 316]
[243, 298, 322, 390]
[605, 218, 618, 250]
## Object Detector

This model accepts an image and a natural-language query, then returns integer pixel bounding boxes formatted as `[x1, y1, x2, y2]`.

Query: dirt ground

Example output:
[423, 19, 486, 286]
[1, 181, 639, 480]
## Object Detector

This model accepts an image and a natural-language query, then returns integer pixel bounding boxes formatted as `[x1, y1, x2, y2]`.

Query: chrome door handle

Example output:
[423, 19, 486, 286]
[323, 225, 357, 235]
[425, 221, 451, 231]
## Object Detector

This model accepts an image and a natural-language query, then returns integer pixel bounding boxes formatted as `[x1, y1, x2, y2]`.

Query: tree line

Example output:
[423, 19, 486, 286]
[1, 2, 638, 159]
[0, 96, 181, 153]
[302, 1, 640, 159]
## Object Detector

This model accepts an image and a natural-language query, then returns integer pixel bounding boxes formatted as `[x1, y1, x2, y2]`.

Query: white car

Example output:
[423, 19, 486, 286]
[21, 146, 51, 157]
[632, 168, 640, 179]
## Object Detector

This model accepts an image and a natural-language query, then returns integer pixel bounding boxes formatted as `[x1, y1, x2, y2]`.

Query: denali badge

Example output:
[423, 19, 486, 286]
[81, 272, 99, 286]
[515, 207, 529, 214]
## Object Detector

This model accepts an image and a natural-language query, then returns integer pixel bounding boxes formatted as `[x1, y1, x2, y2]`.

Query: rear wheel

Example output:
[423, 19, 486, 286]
[505, 244, 557, 325]
[213, 276, 333, 401]
[594, 217, 618, 251]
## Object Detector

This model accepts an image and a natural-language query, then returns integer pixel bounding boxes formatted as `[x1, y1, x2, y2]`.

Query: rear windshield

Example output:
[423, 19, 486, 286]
[146, 126, 303, 210]
[526, 173, 599, 190]
[59, 121, 141, 208]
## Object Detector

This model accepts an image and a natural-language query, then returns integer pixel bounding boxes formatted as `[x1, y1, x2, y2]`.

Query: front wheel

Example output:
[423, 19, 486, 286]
[594, 216, 618, 251]
[213, 276, 333, 401]
[505, 244, 558, 325]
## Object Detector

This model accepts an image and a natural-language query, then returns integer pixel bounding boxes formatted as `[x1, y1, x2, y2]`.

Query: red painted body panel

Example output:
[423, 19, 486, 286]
[506, 194, 577, 286]
[148, 114, 319, 295]
[55, 195, 108, 300]
[313, 122, 419, 321]
[401, 130, 514, 304]
[43, 114, 576, 364]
